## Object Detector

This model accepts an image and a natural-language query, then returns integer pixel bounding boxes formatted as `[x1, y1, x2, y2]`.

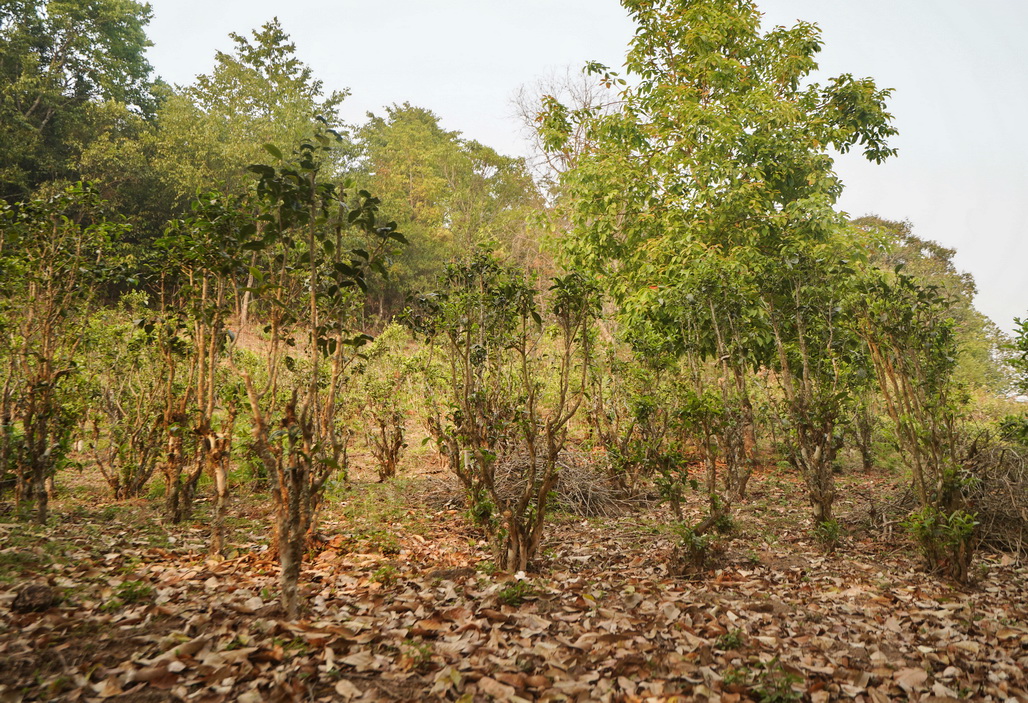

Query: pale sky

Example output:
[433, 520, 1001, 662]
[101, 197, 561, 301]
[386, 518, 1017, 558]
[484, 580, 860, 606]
[144, 0, 1028, 333]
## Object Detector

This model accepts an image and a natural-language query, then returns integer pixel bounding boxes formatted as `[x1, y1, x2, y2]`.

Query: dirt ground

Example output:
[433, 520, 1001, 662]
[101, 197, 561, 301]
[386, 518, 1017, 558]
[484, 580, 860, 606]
[1, 461, 1026, 702]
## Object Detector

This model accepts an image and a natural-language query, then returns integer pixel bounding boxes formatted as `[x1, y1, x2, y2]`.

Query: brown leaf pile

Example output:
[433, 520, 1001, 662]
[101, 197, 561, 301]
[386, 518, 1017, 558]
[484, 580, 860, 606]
[1, 472, 1027, 702]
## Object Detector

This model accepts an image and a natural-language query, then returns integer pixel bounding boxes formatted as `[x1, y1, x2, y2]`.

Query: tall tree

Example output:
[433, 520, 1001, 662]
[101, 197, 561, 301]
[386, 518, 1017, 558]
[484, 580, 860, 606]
[153, 18, 348, 204]
[357, 103, 545, 315]
[0, 0, 155, 199]
[853, 216, 1010, 391]
[541, 0, 897, 530]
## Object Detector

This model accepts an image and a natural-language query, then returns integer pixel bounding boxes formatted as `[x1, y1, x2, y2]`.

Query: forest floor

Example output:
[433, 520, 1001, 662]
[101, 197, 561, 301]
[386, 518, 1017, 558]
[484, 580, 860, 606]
[1, 461, 1027, 703]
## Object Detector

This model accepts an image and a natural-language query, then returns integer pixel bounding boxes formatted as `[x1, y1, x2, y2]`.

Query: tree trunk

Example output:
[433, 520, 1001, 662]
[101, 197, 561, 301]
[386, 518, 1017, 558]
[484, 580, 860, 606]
[276, 458, 313, 620]
[277, 506, 302, 620]
[499, 518, 530, 573]
[209, 421, 234, 557]
[31, 466, 48, 525]
[854, 405, 875, 472]
[163, 433, 184, 522]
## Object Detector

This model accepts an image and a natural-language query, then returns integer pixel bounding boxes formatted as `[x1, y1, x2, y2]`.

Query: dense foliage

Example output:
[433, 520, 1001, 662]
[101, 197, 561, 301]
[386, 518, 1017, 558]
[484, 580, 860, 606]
[0, 0, 155, 198]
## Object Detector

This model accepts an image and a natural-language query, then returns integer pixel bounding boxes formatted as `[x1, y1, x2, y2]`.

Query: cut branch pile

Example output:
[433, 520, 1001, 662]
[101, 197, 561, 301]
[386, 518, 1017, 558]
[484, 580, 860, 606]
[492, 450, 645, 518]
[963, 434, 1028, 556]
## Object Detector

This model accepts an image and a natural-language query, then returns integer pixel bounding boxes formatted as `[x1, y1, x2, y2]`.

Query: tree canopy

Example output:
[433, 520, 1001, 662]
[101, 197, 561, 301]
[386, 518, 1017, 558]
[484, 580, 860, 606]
[854, 215, 1011, 391]
[357, 103, 544, 313]
[153, 18, 349, 205]
[0, 0, 155, 198]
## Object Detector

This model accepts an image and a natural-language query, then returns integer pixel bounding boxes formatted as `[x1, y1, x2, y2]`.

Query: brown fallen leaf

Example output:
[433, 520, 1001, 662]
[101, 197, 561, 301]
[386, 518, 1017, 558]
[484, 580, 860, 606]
[894, 667, 928, 692]
[478, 675, 517, 700]
[341, 650, 376, 672]
[950, 640, 980, 656]
[334, 679, 362, 699]
[93, 676, 123, 699]
[148, 635, 209, 664]
[525, 675, 549, 689]
[495, 672, 527, 689]
[479, 608, 508, 622]
[412, 617, 447, 636]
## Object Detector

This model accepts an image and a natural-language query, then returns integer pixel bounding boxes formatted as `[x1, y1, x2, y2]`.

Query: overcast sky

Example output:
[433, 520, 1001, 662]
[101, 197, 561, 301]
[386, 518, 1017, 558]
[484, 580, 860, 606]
[144, 0, 1028, 333]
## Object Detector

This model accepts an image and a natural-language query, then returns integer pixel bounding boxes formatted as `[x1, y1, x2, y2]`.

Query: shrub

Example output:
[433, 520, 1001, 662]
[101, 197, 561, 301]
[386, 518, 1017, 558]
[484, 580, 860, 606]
[356, 324, 412, 481]
[813, 518, 842, 551]
[405, 253, 597, 572]
[859, 271, 976, 581]
[904, 506, 978, 582]
[998, 414, 1028, 446]
[669, 524, 720, 575]
[497, 579, 536, 607]
[724, 658, 804, 703]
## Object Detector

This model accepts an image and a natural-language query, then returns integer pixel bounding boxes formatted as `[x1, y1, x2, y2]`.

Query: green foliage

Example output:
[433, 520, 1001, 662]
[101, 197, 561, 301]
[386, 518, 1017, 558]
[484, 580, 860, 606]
[370, 564, 399, 585]
[725, 658, 804, 703]
[76, 98, 177, 240]
[0, 182, 125, 522]
[848, 391, 881, 472]
[587, 349, 681, 493]
[101, 579, 153, 612]
[356, 104, 545, 314]
[496, 579, 536, 607]
[858, 280, 974, 584]
[651, 449, 691, 519]
[236, 128, 404, 617]
[813, 518, 842, 550]
[79, 295, 165, 499]
[466, 494, 498, 530]
[670, 523, 718, 573]
[0, 0, 156, 198]
[400, 639, 433, 670]
[757, 244, 867, 528]
[540, 0, 897, 530]
[356, 323, 413, 481]
[714, 628, 745, 651]
[404, 252, 597, 572]
[114, 579, 153, 603]
[137, 190, 255, 526]
[903, 506, 978, 582]
[854, 217, 1009, 392]
[712, 512, 735, 535]
[998, 414, 1028, 446]
[153, 20, 348, 205]
[547, 0, 896, 297]
[1010, 316, 1028, 394]
[858, 271, 969, 517]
